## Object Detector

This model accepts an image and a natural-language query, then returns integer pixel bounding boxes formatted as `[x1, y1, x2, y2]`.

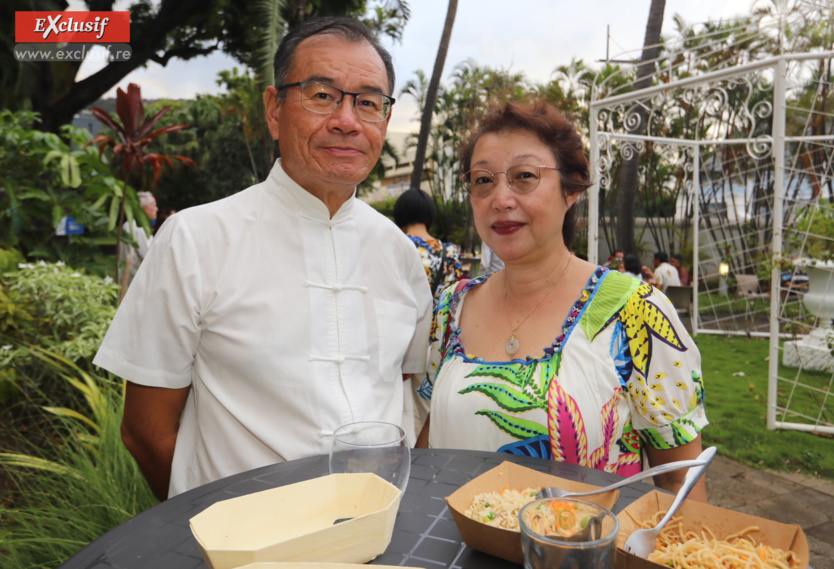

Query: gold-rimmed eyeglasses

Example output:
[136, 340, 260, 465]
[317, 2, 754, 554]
[460, 165, 561, 198]
[277, 81, 395, 123]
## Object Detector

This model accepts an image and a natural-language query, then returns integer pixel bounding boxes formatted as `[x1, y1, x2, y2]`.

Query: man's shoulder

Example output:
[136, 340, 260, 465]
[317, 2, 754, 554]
[354, 200, 408, 236]
[176, 181, 269, 222]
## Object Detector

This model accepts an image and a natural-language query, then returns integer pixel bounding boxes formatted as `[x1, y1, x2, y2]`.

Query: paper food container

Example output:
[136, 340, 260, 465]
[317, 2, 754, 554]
[190, 473, 401, 569]
[445, 461, 620, 565]
[615, 490, 809, 569]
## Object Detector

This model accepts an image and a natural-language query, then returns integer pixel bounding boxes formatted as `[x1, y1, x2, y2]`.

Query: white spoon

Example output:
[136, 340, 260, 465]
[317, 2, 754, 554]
[622, 446, 717, 558]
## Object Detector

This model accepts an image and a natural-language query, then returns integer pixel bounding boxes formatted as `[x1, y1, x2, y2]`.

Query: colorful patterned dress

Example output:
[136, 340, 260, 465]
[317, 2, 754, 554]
[407, 235, 463, 301]
[424, 267, 708, 475]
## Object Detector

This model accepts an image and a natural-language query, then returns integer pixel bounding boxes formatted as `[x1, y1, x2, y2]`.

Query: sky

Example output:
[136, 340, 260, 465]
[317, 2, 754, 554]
[76, 0, 758, 134]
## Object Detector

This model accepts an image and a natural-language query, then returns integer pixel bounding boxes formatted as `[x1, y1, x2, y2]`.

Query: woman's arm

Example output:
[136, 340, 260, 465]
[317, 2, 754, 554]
[644, 435, 707, 502]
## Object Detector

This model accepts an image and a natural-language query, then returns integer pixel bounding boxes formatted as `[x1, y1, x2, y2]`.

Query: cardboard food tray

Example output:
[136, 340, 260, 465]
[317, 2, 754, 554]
[616, 490, 809, 569]
[445, 461, 620, 565]
[190, 473, 401, 569]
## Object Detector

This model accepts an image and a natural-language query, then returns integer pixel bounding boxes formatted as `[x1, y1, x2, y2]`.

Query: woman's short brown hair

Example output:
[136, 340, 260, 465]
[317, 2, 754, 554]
[459, 99, 592, 248]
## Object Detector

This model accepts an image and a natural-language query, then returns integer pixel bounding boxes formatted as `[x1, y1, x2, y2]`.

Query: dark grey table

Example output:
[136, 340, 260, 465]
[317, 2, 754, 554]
[58, 449, 656, 569]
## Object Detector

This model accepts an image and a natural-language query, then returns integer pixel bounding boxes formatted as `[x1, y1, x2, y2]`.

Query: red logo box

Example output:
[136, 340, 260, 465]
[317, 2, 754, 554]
[15, 11, 130, 43]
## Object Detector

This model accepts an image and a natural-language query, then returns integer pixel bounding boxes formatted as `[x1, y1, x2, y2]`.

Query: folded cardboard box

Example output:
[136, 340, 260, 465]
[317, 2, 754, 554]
[190, 473, 401, 569]
[616, 490, 809, 569]
[446, 461, 619, 565]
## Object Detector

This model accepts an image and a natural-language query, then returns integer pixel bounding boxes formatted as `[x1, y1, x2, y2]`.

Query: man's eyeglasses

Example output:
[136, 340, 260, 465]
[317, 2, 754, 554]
[460, 165, 561, 198]
[277, 81, 395, 123]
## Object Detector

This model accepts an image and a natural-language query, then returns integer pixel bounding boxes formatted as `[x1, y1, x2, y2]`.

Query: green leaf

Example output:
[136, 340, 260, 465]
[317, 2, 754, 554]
[91, 193, 109, 209]
[108, 196, 120, 230]
[42, 406, 101, 433]
[43, 149, 63, 167]
[459, 382, 544, 412]
[66, 155, 82, 188]
[468, 362, 537, 389]
[51, 205, 63, 228]
[474, 410, 548, 440]
[0, 453, 84, 479]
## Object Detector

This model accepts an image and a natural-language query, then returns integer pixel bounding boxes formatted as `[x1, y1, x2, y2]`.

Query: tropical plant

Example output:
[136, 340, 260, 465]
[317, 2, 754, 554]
[0, 261, 119, 410]
[144, 72, 280, 213]
[89, 82, 194, 290]
[0, 350, 156, 569]
[0, 109, 125, 274]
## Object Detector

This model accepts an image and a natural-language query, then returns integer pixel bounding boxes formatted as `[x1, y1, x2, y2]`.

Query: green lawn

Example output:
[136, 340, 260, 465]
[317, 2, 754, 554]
[694, 334, 834, 479]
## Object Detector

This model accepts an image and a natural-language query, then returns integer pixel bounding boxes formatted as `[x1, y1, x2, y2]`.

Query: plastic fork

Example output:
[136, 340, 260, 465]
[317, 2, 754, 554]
[535, 450, 715, 500]
[622, 446, 717, 558]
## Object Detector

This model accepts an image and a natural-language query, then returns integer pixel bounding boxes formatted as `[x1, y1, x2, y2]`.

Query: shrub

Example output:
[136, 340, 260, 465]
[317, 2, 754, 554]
[0, 261, 118, 409]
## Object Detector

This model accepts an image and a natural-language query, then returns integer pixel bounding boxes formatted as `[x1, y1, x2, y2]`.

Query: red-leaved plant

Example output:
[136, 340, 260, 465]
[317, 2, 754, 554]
[89, 83, 194, 297]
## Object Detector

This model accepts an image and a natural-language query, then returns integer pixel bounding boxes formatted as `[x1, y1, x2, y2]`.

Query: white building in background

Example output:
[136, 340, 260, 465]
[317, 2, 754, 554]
[362, 131, 433, 203]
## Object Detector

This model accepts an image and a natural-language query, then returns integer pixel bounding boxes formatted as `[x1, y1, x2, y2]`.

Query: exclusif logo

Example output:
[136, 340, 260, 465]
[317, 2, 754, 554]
[15, 11, 130, 43]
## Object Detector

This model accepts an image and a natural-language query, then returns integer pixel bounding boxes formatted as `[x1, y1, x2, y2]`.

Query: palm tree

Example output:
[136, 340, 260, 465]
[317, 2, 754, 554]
[615, 0, 666, 257]
[409, 0, 458, 191]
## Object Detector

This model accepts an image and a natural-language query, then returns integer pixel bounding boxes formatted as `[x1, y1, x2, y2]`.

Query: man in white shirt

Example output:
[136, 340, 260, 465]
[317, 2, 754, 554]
[479, 243, 505, 275]
[119, 191, 157, 286]
[94, 17, 433, 500]
[652, 251, 682, 291]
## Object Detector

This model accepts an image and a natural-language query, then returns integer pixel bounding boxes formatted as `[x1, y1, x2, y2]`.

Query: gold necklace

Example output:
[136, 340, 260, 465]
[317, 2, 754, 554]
[503, 255, 572, 356]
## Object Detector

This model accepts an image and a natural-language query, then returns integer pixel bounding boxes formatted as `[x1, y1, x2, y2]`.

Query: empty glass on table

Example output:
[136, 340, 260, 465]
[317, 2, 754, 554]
[328, 421, 411, 494]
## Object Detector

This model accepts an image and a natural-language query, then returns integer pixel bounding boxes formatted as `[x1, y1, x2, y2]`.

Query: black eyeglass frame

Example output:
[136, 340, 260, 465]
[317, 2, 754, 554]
[459, 165, 563, 197]
[277, 81, 396, 122]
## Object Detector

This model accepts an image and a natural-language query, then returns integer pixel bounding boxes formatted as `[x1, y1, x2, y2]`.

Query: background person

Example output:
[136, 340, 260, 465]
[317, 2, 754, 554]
[94, 17, 433, 501]
[479, 242, 505, 275]
[606, 249, 625, 272]
[652, 251, 681, 291]
[418, 100, 707, 500]
[670, 253, 690, 286]
[393, 188, 463, 301]
[623, 253, 642, 280]
[119, 190, 157, 286]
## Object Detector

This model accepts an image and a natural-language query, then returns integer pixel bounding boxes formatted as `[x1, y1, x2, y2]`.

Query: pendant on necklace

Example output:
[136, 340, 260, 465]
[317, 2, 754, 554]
[505, 334, 520, 356]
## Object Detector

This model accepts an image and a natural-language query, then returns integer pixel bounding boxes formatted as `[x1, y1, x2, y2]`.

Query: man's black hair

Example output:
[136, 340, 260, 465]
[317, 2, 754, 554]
[273, 17, 396, 98]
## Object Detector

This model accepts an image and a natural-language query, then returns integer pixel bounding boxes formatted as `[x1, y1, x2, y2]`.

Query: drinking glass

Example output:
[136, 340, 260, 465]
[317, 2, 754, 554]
[519, 497, 619, 569]
[328, 421, 411, 494]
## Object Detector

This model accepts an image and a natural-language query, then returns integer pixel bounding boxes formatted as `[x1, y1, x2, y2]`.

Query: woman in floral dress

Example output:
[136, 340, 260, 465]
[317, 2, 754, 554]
[394, 188, 463, 303]
[417, 100, 708, 499]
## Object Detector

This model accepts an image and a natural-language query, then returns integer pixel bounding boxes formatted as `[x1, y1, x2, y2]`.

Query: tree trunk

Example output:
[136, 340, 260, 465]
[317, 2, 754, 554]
[409, 0, 458, 191]
[35, 0, 221, 132]
[614, 0, 665, 257]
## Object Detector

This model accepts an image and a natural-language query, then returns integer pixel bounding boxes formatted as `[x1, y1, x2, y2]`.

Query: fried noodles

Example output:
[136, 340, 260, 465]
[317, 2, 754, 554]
[627, 511, 800, 569]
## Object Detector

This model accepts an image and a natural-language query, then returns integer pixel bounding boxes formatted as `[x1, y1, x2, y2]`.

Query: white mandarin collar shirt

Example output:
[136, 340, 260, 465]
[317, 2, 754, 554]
[95, 160, 432, 497]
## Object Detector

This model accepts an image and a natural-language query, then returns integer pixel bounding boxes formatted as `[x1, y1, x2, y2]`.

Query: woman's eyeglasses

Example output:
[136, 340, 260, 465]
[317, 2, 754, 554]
[460, 165, 561, 198]
[277, 81, 395, 123]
